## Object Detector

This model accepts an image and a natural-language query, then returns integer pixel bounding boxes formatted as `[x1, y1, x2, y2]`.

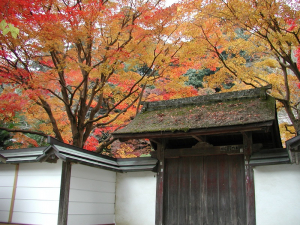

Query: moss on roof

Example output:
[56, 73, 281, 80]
[114, 87, 276, 135]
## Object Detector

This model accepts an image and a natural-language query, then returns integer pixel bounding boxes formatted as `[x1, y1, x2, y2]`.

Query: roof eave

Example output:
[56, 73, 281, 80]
[1, 137, 158, 172]
[113, 120, 275, 140]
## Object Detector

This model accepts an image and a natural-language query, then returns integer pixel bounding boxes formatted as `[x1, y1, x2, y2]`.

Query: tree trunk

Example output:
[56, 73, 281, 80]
[281, 100, 300, 132]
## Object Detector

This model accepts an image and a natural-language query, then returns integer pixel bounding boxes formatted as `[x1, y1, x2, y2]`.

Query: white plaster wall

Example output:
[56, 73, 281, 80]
[115, 171, 156, 225]
[68, 164, 116, 225]
[0, 164, 16, 223]
[11, 161, 62, 225]
[254, 164, 300, 225]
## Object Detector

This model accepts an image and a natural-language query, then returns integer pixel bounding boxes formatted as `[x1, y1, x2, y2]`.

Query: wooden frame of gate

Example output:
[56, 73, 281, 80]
[152, 132, 256, 225]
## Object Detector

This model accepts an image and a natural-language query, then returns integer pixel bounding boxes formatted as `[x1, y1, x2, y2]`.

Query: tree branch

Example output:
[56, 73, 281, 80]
[0, 127, 48, 137]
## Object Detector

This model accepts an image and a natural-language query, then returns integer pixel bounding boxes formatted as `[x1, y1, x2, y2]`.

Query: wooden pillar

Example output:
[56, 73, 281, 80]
[155, 139, 167, 225]
[58, 161, 72, 225]
[243, 132, 256, 225]
[8, 164, 19, 223]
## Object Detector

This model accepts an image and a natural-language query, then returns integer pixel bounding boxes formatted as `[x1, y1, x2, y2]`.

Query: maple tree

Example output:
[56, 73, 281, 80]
[109, 139, 152, 158]
[0, 0, 189, 151]
[180, 0, 300, 133]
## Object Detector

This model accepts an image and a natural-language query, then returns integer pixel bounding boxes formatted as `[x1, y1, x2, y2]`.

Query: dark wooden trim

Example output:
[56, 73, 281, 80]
[8, 164, 19, 223]
[58, 161, 72, 225]
[150, 138, 163, 145]
[245, 164, 256, 225]
[155, 139, 167, 225]
[152, 146, 242, 158]
[192, 135, 206, 142]
[243, 132, 256, 225]
[151, 144, 262, 159]
[243, 132, 253, 162]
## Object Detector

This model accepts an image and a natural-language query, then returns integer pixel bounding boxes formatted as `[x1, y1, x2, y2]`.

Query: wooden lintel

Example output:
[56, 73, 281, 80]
[151, 144, 262, 159]
[167, 146, 243, 158]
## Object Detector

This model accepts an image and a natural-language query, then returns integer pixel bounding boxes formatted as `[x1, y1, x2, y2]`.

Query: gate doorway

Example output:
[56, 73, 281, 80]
[163, 155, 246, 225]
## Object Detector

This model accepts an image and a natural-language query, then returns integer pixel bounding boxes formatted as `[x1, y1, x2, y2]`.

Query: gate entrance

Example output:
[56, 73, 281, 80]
[164, 155, 246, 225]
[113, 87, 285, 225]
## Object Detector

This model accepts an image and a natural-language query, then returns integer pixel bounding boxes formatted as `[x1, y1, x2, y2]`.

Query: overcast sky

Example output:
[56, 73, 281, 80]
[165, 0, 179, 6]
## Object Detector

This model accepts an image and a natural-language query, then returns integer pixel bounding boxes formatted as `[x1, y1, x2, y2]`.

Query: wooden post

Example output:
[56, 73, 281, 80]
[243, 132, 256, 225]
[58, 161, 72, 225]
[155, 139, 167, 225]
[8, 164, 19, 223]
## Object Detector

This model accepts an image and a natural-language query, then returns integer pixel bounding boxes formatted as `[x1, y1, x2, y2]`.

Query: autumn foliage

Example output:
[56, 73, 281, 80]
[178, 0, 300, 135]
[1, 0, 300, 153]
[0, 0, 199, 152]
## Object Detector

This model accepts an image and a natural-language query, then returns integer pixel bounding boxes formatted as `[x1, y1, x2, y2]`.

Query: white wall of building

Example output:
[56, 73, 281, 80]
[68, 164, 116, 225]
[254, 164, 300, 225]
[115, 171, 156, 225]
[12, 161, 62, 225]
[0, 164, 16, 223]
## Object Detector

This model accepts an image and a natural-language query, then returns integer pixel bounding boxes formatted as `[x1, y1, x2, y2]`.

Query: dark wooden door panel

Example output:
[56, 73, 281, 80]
[163, 155, 246, 225]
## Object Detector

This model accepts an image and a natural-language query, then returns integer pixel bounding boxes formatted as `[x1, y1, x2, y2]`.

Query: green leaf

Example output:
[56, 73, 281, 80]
[9, 24, 19, 38]
[0, 20, 7, 30]
[11, 31, 18, 39]
[2, 28, 9, 36]
[11, 26, 19, 35]
[0, 21, 19, 38]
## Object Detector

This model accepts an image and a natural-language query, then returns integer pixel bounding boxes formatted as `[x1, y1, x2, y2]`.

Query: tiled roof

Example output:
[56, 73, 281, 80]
[0, 137, 157, 172]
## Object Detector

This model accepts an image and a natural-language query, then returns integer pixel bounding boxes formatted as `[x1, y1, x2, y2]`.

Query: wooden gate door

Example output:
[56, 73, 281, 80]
[163, 155, 246, 225]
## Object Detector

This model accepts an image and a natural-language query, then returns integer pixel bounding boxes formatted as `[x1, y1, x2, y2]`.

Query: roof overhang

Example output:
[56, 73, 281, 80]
[286, 135, 300, 164]
[249, 148, 290, 166]
[114, 121, 275, 140]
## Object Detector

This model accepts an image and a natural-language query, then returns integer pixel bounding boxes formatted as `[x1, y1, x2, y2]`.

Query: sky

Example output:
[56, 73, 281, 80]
[165, 0, 180, 6]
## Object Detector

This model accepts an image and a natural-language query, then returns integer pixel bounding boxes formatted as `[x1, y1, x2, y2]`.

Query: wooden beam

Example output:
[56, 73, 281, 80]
[243, 132, 256, 225]
[192, 135, 206, 142]
[150, 144, 262, 159]
[150, 138, 162, 151]
[243, 132, 253, 162]
[150, 138, 163, 145]
[8, 164, 19, 223]
[58, 161, 72, 225]
[155, 139, 167, 225]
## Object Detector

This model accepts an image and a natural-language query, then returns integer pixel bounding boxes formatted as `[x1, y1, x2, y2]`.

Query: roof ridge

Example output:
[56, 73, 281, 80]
[141, 86, 271, 112]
